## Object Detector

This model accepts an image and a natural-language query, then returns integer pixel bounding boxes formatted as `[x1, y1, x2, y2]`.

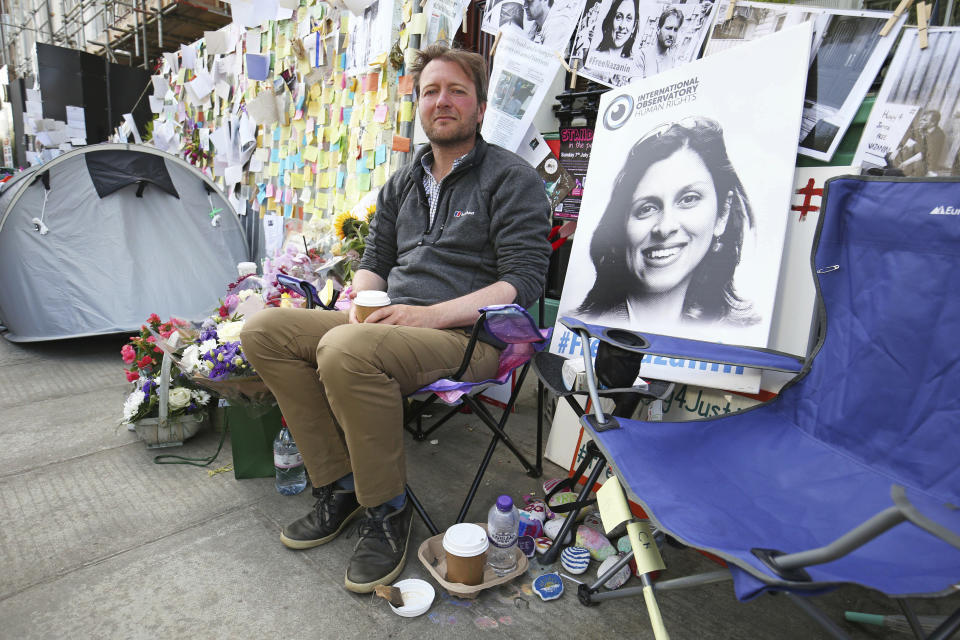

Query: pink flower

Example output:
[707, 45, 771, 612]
[121, 344, 136, 364]
[125, 369, 139, 382]
[137, 356, 154, 369]
[147, 313, 161, 325]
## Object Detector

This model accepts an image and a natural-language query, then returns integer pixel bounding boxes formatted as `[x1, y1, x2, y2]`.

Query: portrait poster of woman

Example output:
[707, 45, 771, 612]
[550, 23, 812, 393]
[571, 0, 718, 88]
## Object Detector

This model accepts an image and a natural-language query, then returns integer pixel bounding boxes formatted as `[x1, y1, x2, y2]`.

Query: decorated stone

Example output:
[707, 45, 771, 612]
[518, 511, 544, 538]
[532, 573, 564, 601]
[522, 500, 548, 523]
[584, 510, 625, 537]
[547, 491, 579, 513]
[543, 518, 574, 544]
[542, 478, 564, 494]
[517, 535, 536, 558]
[576, 525, 616, 562]
[597, 554, 632, 590]
[560, 546, 590, 575]
[617, 534, 632, 554]
[535, 537, 553, 554]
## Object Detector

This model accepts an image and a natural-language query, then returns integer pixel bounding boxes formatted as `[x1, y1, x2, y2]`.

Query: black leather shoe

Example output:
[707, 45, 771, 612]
[280, 483, 362, 550]
[344, 500, 413, 593]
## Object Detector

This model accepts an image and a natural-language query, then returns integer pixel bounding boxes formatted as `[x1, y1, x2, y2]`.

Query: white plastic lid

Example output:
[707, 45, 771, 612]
[237, 262, 258, 276]
[389, 579, 435, 617]
[442, 523, 489, 557]
[354, 290, 391, 306]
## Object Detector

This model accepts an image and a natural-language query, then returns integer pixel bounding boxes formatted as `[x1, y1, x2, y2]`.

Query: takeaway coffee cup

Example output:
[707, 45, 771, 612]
[442, 523, 489, 586]
[353, 290, 391, 322]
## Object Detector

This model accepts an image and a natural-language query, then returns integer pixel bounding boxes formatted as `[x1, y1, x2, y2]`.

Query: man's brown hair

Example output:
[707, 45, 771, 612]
[409, 44, 488, 104]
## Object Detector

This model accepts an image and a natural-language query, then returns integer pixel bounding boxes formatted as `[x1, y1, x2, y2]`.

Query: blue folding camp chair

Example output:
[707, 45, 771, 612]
[536, 176, 960, 639]
[275, 274, 551, 535]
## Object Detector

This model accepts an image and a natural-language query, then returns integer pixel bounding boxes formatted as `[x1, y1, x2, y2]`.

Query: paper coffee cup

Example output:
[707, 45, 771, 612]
[354, 290, 390, 322]
[442, 523, 489, 586]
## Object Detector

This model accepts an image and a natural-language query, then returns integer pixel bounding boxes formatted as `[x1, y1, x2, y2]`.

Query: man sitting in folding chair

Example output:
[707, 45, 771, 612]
[240, 44, 551, 594]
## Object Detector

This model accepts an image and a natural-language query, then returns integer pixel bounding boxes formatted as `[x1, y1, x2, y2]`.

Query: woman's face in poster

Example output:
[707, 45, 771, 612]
[611, 0, 636, 49]
[625, 147, 726, 295]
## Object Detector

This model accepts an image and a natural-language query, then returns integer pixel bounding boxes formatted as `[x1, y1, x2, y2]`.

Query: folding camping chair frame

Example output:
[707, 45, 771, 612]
[276, 274, 548, 537]
[534, 317, 960, 640]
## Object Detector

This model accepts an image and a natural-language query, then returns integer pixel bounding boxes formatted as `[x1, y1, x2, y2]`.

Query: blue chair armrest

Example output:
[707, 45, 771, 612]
[560, 315, 804, 374]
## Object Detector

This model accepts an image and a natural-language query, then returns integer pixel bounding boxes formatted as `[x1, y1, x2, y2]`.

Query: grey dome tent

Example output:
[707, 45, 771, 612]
[0, 144, 254, 342]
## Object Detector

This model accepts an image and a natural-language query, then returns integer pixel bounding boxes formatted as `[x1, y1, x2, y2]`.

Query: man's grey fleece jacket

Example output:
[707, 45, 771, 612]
[358, 136, 552, 315]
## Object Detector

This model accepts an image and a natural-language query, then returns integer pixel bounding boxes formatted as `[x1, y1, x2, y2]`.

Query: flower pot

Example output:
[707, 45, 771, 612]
[133, 412, 208, 448]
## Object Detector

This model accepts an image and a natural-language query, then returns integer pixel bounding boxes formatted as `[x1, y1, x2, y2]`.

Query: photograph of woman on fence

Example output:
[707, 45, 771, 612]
[577, 117, 759, 330]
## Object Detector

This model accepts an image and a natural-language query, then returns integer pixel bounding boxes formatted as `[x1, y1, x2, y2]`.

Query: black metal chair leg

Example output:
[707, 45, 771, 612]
[406, 484, 440, 536]
[540, 446, 608, 565]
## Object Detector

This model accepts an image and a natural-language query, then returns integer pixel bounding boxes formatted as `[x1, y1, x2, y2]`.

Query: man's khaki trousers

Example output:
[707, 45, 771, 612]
[240, 307, 501, 507]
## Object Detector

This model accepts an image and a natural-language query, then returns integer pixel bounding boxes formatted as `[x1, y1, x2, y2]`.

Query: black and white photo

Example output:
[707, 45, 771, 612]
[572, 0, 717, 88]
[481, 0, 588, 54]
[706, 1, 904, 162]
[855, 28, 960, 177]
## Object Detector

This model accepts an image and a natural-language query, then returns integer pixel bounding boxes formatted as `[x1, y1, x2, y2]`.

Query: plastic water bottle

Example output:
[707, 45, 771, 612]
[487, 495, 519, 576]
[273, 417, 306, 495]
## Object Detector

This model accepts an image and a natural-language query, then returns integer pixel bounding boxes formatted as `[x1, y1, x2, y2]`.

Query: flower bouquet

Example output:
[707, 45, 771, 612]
[121, 314, 213, 448]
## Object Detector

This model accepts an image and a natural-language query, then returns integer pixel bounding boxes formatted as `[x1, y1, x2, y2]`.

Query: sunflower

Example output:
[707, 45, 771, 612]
[333, 211, 360, 240]
[365, 204, 377, 222]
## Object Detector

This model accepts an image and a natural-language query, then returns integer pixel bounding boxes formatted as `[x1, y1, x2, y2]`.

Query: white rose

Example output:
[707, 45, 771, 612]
[167, 387, 193, 411]
[180, 344, 201, 374]
[217, 320, 245, 343]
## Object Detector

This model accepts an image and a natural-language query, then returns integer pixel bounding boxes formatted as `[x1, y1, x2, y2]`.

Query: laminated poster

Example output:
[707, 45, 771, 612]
[549, 23, 811, 393]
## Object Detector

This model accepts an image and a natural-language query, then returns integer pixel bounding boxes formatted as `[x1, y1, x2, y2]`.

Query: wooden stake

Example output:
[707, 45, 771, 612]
[490, 30, 503, 60]
[569, 58, 580, 89]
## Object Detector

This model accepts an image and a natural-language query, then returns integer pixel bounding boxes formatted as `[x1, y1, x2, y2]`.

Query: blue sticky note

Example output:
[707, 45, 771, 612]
[293, 152, 304, 169]
[343, 107, 352, 123]
[337, 170, 346, 189]
[245, 53, 270, 81]
[256, 184, 267, 203]
[356, 158, 369, 174]
[375, 144, 386, 165]
[330, 139, 340, 151]
[271, 148, 281, 162]
[284, 204, 293, 218]
[339, 53, 346, 70]
[272, 127, 281, 141]
[295, 93, 305, 110]
[285, 156, 294, 171]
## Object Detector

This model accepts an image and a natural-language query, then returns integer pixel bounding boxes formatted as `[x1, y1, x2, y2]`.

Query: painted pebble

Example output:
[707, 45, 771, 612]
[522, 500, 548, 523]
[518, 535, 536, 558]
[560, 546, 591, 575]
[584, 511, 625, 538]
[543, 518, 574, 544]
[597, 554, 632, 590]
[532, 572, 564, 601]
[547, 491, 579, 512]
[576, 525, 617, 562]
[534, 536, 553, 554]
[518, 511, 544, 538]
[542, 478, 564, 494]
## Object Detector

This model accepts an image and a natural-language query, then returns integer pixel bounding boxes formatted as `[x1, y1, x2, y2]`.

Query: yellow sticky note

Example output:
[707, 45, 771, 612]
[269, 162, 280, 177]
[315, 192, 328, 209]
[291, 173, 304, 189]
[362, 130, 377, 151]
[399, 101, 414, 122]
[365, 152, 375, 170]
[308, 101, 322, 117]
[626, 520, 666, 576]
[176, 68, 187, 85]
[408, 12, 426, 34]
[318, 171, 331, 188]
[373, 164, 386, 187]
[303, 145, 319, 163]
[310, 83, 322, 100]
[357, 172, 371, 192]
[596, 476, 633, 534]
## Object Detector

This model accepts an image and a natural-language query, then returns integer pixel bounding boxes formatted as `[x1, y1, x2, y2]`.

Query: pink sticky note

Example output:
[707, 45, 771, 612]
[265, 183, 274, 198]
[374, 104, 387, 123]
[284, 188, 295, 204]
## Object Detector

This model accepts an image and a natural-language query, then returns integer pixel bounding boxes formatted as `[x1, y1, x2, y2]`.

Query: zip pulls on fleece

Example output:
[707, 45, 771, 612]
[419, 157, 473, 239]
